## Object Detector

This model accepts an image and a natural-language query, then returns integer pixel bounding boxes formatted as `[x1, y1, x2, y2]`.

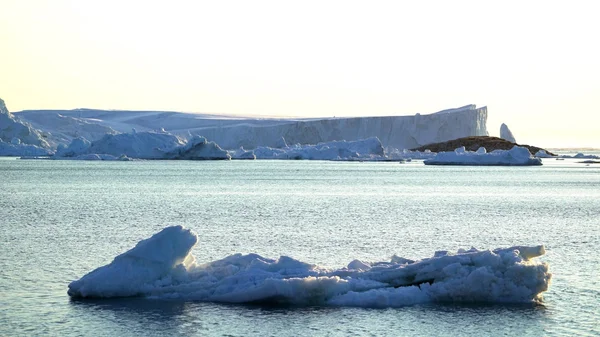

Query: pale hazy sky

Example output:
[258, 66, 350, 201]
[1, 0, 598, 147]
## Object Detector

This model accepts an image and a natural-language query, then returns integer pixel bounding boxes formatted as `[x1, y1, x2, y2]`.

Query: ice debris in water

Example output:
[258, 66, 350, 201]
[68, 226, 551, 307]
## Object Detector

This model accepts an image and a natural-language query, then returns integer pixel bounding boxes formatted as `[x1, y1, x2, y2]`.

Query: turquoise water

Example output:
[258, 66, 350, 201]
[1, 158, 599, 336]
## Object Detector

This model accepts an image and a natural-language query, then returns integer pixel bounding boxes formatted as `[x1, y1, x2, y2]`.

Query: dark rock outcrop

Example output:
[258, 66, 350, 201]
[411, 136, 554, 156]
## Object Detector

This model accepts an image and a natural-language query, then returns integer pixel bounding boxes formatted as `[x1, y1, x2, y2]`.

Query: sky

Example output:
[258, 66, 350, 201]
[1, 0, 598, 148]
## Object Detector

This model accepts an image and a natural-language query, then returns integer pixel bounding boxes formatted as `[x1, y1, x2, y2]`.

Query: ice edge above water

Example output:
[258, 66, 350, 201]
[68, 226, 551, 307]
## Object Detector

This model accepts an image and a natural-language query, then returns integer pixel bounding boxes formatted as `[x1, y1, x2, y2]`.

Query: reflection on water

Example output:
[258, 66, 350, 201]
[66, 298, 549, 337]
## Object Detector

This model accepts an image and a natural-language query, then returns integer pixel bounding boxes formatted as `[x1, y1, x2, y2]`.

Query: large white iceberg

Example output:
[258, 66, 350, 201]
[0, 138, 53, 157]
[17, 104, 488, 150]
[0, 98, 50, 151]
[54, 132, 230, 160]
[252, 137, 385, 161]
[68, 226, 551, 307]
[424, 146, 542, 166]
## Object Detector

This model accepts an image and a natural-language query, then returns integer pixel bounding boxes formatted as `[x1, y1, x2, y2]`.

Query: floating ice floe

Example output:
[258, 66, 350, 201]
[424, 146, 542, 166]
[68, 226, 551, 307]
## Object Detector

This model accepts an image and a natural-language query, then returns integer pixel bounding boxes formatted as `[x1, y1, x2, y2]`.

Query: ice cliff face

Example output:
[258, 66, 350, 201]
[500, 123, 516, 143]
[189, 105, 488, 150]
[17, 104, 488, 150]
[0, 98, 49, 148]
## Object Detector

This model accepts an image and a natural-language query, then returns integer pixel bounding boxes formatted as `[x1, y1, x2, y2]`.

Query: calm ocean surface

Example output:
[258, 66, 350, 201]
[1, 158, 598, 336]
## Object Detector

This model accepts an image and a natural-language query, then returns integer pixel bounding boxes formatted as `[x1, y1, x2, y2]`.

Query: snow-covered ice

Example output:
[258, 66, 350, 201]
[424, 146, 542, 166]
[68, 226, 551, 306]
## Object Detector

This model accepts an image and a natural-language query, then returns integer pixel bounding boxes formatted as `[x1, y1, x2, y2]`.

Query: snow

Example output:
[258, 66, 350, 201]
[500, 123, 516, 143]
[68, 226, 551, 307]
[17, 104, 488, 150]
[424, 146, 542, 166]
[54, 132, 230, 160]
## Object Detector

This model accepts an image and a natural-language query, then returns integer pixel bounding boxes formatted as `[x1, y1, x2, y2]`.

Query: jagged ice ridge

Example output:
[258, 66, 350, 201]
[68, 226, 551, 307]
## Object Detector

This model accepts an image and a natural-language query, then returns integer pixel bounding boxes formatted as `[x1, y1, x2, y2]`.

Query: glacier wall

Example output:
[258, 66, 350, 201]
[194, 105, 488, 150]
[16, 104, 488, 150]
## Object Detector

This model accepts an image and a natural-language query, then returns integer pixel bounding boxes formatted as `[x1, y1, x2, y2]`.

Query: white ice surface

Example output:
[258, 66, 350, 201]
[17, 105, 488, 150]
[252, 137, 385, 161]
[386, 148, 436, 160]
[54, 132, 230, 160]
[559, 153, 600, 159]
[424, 146, 542, 166]
[500, 123, 516, 143]
[534, 150, 554, 158]
[0, 138, 52, 156]
[68, 226, 551, 307]
[0, 98, 49, 150]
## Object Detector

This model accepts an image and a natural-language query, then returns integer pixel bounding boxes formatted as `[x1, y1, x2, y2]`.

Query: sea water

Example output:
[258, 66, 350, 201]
[0, 158, 598, 336]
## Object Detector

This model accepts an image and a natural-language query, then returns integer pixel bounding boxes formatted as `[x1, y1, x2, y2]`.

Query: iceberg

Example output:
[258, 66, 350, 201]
[559, 153, 600, 160]
[500, 123, 516, 143]
[0, 98, 50, 150]
[17, 104, 488, 150]
[0, 138, 53, 157]
[253, 137, 385, 161]
[54, 132, 230, 160]
[229, 147, 257, 160]
[424, 146, 542, 166]
[386, 147, 436, 161]
[68, 226, 551, 307]
[164, 136, 230, 160]
[534, 150, 554, 158]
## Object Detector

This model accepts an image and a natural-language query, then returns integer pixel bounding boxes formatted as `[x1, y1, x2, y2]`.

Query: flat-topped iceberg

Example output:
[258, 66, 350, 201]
[17, 104, 488, 150]
[424, 146, 542, 166]
[68, 226, 551, 306]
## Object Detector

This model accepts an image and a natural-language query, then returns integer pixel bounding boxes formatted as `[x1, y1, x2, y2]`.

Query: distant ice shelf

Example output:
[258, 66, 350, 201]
[15, 104, 488, 150]
[68, 226, 551, 307]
